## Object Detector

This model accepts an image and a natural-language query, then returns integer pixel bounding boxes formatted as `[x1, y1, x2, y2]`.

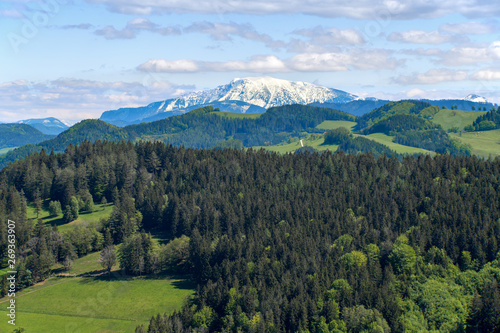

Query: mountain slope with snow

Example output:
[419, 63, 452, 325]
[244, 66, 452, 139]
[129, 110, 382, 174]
[17, 117, 69, 135]
[100, 77, 358, 125]
[464, 94, 488, 104]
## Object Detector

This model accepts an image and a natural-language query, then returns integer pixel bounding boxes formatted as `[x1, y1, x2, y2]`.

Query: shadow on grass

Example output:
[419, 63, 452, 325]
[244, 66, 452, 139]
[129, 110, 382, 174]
[77, 270, 196, 290]
[43, 216, 66, 227]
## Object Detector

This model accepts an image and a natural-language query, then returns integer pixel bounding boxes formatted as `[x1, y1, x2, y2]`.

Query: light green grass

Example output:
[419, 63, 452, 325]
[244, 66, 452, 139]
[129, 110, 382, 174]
[0, 147, 16, 155]
[431, 109, 487, 131]
[450, 129, 500, 158]
[214, 111, 262, 119]
[0, 311, 145, 333]
[257, 135, 338, 154]
[316, 120, 357, 131]
[27, 203, 114, 232]
[0, 244, 194, 333]
[0, 271, 194, 332]
[53, 251, 103, 276]
[363, 133, 434, 155]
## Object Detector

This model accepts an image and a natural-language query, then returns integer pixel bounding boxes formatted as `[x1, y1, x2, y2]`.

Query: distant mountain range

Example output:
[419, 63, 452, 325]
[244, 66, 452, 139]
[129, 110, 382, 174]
[99, 76, 497, 126]
[100, 77, 358, 125]
[16, 117, 69, 135]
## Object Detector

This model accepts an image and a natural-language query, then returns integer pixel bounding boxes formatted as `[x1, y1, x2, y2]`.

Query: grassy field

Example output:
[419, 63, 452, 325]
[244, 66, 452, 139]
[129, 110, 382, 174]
[0, 147, 16, 155]
[214, 111, 263, 119]
[450, 129, 500, 158]
[430, 109, 486, 131]
[363, 133, 434, 155]
[0, 251, 195, 333]
[27, 202, 114, 232]
[259, 131, 434, 156]
[257, 134, 339, 154]
[316, 120, 357, 131]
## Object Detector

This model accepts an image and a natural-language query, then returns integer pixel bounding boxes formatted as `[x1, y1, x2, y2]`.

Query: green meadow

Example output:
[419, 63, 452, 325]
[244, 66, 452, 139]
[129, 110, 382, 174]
[27, 202, 114, 232]
[450, 129, 500, 158]
[430, 109, 486, 131]
[0, 203, 195, 332]
[0, 250, 194, 333]
[0, 274, 194, 332]
[363, 133, 434, 155]
[315, 120, 357, 131]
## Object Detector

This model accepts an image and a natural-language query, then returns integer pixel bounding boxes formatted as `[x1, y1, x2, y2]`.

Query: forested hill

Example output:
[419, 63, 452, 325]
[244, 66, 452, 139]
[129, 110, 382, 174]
[355, 100, 437, 130]
[0, 123, 54, 149]
[0, 105, 354, 168]
[1, 140, 499, 332]
[0, 119, 130, 169]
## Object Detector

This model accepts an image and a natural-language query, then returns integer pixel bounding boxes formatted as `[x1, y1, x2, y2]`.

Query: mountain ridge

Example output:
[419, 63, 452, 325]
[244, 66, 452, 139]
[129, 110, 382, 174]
[16, 117, 69, 135]
[100, 77, 358, 125]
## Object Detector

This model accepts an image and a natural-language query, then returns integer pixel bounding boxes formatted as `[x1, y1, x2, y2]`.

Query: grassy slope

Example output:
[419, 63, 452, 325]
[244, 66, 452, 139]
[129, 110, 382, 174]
[0, 262, 194, 332]
[0, 203, 194, 332]
[27, 202, 114, 232]
[431, 109, 487, 131]
[316, 120, 357, 131]
[450, 129, 500, 158]
[364, 133, 434, 155]
[259, 120, 434, 155]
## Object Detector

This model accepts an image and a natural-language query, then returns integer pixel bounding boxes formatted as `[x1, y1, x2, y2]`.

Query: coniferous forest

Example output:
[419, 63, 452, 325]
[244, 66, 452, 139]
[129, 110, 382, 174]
[1, 140, 500, 332]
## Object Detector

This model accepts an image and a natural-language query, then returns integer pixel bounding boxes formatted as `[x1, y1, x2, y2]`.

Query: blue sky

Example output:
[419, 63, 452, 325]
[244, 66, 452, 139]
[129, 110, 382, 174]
[1, 0, 499, 124]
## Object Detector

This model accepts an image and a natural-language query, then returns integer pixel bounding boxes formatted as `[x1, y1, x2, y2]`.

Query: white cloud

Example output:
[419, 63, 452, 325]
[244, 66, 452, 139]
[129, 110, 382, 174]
[0, 79, 193, 123]
[0, 9, 23, 18]
[439, 21, 498, 35]
[212, 55, 288, 72]
[394, 69, 468, 85]
[138, 59, 200, 72]
[388, 30, 468, 44]
[470, 69, 500, 80]
[138, 56, 288, 73]
[292, 26, 365, 48]
[84, 0, 500, 19]
[403, 42, 500, 66]
[288, 53, 350, 71]
[60, 23, 94, 30]
[94, 17, 181, 39]
[405, 88, 426, 98]
[94, 26, 136, 39]
[137, 50, 401, 74]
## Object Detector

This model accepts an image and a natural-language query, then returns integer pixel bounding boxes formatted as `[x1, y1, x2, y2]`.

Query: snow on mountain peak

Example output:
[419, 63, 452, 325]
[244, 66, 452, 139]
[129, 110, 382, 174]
[161, 76, 357, 112]
[464, 94, 488, 103]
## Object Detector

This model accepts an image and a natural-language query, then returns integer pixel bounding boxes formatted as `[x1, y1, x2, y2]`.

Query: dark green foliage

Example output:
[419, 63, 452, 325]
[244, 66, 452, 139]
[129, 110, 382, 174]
[127, 104, 355, 148]
[337, 136, 399, 157]
[118, 232, 155, 275]
[465, 107, 500, 131]
[356, 100, 433, 130]
[0, 123, 54, 149]
[295, 146, 317, 154]
[324, 127, 353, 145]
[48, 200, 62, 216]
[394, 129, 471, 155]
[0, 120, 130, 169]
[0, 105, 355, 168]
[1, 140, 500, 332]
[362, 114, 436, 135]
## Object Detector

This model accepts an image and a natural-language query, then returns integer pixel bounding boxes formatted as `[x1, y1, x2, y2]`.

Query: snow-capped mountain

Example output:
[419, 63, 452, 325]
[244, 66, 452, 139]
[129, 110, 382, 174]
[100, 77, 358, 126]
[464, 94, 488, 103]
[17, 117, 69, 135]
